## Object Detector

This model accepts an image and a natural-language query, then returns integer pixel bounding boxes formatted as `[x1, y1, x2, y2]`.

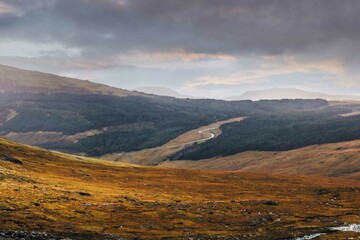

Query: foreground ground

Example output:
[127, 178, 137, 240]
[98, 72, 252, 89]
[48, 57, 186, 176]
[0, 138, 360, 239]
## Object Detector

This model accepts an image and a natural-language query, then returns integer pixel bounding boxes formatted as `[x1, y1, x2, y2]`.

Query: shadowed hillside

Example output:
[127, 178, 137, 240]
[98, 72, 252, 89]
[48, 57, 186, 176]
[169, 106, 360, 161]
[0, 66, 336, 158]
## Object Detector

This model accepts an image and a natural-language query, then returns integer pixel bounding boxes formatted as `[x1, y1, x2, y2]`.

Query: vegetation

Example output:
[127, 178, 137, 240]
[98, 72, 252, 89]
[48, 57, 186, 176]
[0, 93, 330, 156]
[162, 139, 360, 179]
[171, 108, 360, 160]
[0, 137, 359, 239]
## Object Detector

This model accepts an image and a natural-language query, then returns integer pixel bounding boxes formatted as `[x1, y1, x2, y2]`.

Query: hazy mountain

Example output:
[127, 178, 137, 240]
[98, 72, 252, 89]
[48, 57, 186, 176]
[134, 86, 193, 98]
[226, 88, 360, 101]
[0, 64, 145, 97]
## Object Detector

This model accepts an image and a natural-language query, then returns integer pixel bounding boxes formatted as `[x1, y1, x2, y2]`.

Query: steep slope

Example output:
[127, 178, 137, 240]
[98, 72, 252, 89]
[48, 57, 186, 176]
[227, 88, 360, 101]
[161, 140, 360, 179]
[0, 138, 360, 239]
[0, 64, 143, 97]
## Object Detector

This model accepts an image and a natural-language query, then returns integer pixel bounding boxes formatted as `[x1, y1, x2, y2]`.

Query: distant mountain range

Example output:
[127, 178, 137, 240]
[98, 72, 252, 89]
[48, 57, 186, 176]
[226, 88, 360, 101]
[0, 64, 145, 97]
[4, 64, 358, 102]
[134, 86, 193, 99]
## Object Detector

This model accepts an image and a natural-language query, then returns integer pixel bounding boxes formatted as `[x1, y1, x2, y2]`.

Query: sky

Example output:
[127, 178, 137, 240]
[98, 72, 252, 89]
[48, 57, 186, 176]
[0, 0, 360, 99]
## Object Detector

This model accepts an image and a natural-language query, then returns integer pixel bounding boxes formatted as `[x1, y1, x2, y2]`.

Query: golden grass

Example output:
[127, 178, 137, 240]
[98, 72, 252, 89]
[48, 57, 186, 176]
[0, 64, 143, 97]
[0, 137, 360, 239]
[161, 140, 360, 180]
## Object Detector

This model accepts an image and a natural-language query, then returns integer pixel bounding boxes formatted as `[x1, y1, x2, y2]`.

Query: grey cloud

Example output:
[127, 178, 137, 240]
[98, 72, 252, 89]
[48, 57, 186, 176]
[1, 0, 360, 59]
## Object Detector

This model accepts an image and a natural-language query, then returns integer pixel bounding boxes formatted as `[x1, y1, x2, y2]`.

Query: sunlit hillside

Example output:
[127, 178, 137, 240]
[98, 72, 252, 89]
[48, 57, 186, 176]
[1, 138, 359, 239]
[161, 140, 360, 179]
[0, 64, 143, 97]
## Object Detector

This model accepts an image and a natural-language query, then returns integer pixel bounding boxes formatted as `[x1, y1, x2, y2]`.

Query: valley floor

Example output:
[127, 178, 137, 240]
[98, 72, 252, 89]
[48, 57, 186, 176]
[101, 117, 244, 165]
[1, 138, 360, 239]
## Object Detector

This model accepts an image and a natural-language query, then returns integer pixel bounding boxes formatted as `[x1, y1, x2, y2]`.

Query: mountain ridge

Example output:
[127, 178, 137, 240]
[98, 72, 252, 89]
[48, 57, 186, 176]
[0, 64, 147, 97]
[133, 86, 194, 99]
[227, 87, 360, 101]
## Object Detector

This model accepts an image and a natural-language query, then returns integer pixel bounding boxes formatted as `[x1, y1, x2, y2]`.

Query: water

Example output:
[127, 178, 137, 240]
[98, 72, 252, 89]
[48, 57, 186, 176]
[330, 224, 360, 232]
[293, 233, 326, 240]
[292, 224, 360, 240]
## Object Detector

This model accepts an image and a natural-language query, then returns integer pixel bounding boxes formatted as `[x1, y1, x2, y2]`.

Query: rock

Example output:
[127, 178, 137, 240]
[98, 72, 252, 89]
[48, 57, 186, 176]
[262, 200, 278, 206]
[250, 215, 274, 225]
[0, 230, 127, 239]
[316, 189, 330, 195]
[77, 191, 91, 196]
[1, 155, 23, 165]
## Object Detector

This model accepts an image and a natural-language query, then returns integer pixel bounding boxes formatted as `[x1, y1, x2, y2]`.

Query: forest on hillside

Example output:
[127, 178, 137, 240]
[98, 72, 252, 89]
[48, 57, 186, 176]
[0, 93, 333, 156]
[170, 107, 360, 160]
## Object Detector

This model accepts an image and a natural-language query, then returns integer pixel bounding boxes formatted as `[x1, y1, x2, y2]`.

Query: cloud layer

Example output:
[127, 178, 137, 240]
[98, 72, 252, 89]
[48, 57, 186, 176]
[1, 0, 360, 97]
[2, 0, 360, 55]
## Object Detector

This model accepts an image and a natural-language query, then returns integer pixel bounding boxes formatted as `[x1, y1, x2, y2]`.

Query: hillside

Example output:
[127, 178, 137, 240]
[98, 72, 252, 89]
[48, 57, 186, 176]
[227, 88, 360, 101]
[0, 64, 143, 97]
[0, 93, 256, 156]
[3, 65, 360, 162]
[0, 65, 255, 156]
[169, 106, 360, 161]
[1, 138, 360, 239]
[0, 67, 336, 157]
[161, 140, 360, 179]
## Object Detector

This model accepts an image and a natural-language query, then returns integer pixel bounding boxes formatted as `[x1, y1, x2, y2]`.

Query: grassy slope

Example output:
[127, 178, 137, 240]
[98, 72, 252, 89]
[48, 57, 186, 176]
[0, 64, 144, 97]
[161, 140, 360, 179]
[0, 138, 360, 239]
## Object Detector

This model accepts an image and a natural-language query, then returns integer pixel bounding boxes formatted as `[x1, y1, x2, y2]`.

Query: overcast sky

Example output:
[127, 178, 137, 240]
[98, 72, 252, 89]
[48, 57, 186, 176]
[1, 0, 360, 98]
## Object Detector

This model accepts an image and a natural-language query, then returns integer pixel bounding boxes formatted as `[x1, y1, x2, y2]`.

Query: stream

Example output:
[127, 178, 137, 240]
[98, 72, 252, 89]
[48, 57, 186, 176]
[293, 224, 360, 239]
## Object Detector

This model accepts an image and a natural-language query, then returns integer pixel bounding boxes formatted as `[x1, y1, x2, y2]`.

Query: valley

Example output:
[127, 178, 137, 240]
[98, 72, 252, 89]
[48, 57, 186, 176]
[169, 103, 360, 161]
[101, 117, 244, 165]
[1, 65, 360, 239]
[2, 1, 360, 239]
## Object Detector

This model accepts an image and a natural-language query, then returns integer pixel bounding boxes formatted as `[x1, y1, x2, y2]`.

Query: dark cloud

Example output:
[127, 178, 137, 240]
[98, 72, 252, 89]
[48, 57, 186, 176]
[0, 0, 360, 59]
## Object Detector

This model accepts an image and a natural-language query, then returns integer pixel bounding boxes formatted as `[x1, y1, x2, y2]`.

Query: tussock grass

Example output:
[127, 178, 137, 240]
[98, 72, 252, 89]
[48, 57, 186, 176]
[0, 137, 359, 239]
